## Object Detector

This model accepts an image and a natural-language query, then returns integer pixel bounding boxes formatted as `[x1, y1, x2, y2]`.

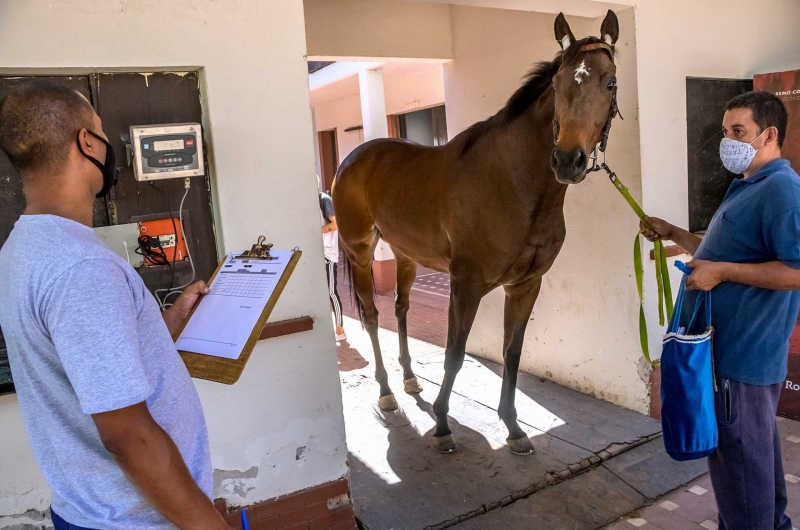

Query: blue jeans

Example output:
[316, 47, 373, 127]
[51, 510, 97, 530]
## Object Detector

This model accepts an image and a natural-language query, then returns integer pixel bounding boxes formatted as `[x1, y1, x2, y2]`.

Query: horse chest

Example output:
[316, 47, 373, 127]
[503, 223, 566, 284]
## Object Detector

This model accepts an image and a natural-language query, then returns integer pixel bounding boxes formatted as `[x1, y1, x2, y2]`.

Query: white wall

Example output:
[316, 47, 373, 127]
[312, 62, 445, 163]
[304, 0, 453, 60]
[632, 0, 800, 357]
[444, 6, 649, 412]
[0, 0, 347, 522]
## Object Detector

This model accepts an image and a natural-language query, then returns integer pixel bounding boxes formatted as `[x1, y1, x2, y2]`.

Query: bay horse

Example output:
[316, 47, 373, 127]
[333, 11, 621, 455]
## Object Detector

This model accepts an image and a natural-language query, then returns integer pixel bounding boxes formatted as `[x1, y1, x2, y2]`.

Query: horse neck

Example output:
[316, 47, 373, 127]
[496, 88, 568, 210]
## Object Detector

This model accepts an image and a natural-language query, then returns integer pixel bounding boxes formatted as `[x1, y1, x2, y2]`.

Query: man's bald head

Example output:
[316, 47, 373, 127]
[0, 80, 95, 177]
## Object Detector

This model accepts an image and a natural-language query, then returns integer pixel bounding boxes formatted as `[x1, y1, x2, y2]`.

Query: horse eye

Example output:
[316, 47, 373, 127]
[607, 78, 617, 91]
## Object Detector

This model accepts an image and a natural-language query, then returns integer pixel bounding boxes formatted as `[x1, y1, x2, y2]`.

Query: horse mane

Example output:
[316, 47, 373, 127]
[459, 36, 614, 155]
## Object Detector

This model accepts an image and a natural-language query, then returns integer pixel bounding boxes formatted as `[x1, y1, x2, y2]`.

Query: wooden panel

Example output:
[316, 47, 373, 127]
[686, 77, 752, 233]
[0, 75, 102, 395]
[258, 316, 314, 340]
[318, 129, 338, 193]
[431, 105, 448, 146]
[95, 72, 218, 296]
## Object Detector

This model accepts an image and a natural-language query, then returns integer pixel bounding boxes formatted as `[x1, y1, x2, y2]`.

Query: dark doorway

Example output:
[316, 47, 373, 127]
[319, 129, 338, 193]
[686, 77, 753, 233]
[431, 105, 448, 146]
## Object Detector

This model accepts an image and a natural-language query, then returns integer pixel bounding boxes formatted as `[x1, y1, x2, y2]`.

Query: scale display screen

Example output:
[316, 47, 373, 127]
[153, 139, 185, 152]
[130, 123, 204, 181]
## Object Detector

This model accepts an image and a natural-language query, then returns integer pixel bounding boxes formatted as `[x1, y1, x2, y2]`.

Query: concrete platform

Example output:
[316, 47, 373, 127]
[336, 312, 706, 530]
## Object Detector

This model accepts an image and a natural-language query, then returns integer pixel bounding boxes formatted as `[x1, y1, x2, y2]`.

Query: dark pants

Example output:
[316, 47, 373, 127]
[51, 510, 97, 530]
[708, 374, 792, 530]
[325, 259, 343, 328]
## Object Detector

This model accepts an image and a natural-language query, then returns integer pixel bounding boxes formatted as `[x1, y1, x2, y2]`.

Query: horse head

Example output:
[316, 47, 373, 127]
[550, 10, 620, 184]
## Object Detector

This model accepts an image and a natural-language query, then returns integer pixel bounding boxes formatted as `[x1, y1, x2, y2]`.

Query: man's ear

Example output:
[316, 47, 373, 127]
[554, 13, 575, 51]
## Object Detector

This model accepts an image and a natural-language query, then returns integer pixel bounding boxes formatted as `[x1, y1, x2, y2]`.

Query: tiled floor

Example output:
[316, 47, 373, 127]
[603, 415, 800, 529]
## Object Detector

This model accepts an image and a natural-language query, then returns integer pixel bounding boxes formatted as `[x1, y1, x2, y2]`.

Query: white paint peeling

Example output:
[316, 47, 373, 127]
[139, 72, 153, 87]
[574, 61, 590, 84]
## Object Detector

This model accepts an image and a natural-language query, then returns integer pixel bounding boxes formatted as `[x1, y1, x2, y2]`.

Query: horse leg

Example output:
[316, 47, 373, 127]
[432, 273, 483, 453]
[498, 277, 542, 456]
[394, 254, 422, 394]
[347, 242, 398, 411]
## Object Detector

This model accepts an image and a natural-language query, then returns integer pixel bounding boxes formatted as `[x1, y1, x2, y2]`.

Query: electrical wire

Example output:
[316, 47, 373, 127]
[154, 179, 196, 311]
[149, 182, 178, 293]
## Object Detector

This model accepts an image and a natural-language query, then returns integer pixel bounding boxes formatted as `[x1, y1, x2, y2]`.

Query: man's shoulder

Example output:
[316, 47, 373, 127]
[758, 163, 800, 214]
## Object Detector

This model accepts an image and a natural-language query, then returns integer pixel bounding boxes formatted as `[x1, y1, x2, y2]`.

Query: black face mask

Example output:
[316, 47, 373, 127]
[77, 130, 119, 198]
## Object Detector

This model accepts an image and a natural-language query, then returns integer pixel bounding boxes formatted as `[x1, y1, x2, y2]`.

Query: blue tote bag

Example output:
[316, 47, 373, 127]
[660, 275, 717, 461]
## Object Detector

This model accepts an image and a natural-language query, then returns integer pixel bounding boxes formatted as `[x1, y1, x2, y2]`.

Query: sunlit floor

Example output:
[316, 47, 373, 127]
[335, 312, 707, 529]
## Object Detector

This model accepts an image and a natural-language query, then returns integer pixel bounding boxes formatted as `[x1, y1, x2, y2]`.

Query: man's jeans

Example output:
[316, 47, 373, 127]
[708, 374, 792, 529]
[51, 510, 97, 530]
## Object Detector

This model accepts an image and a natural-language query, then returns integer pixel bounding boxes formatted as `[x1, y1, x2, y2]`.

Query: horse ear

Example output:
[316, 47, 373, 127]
[600, 10, 619, 47]
[554, 13, 575, 51]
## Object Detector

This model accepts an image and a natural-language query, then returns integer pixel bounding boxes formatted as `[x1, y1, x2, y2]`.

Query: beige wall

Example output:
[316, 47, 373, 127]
[312, 62, 446, 163]
[305, 0, 454, 60]
[0, 0, 347, 523]
[631, 0, 800, 357]
[444, 6, 649, 412]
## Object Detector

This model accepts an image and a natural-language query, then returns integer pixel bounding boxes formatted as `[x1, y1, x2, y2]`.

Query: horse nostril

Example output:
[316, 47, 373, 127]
[573, 150, 587, 170]
[550, 149, 559, 169]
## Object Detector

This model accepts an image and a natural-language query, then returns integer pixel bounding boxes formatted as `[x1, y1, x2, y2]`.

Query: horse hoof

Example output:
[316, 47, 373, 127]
[507, 436, 535, 456]
[379, 394, 398, 411]
[403, 377, 423, 394]
[433, 434, 458, 454]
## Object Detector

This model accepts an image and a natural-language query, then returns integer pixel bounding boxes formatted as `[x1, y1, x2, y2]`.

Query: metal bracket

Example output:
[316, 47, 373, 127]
[235, 236, 277, 260]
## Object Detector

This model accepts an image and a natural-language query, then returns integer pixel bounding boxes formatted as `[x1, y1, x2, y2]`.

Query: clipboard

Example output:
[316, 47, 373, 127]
[172, 236, 302, 384]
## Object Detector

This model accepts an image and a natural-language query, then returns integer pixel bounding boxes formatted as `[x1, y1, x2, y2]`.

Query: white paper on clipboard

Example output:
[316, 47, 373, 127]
[175, 250, 293, 359]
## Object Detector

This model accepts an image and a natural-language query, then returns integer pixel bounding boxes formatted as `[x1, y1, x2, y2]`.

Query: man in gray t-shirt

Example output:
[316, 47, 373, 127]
[0, 82, 231, 529]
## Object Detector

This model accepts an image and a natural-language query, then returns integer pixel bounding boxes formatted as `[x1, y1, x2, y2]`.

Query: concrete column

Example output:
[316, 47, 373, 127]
[358, 67, 396, 294]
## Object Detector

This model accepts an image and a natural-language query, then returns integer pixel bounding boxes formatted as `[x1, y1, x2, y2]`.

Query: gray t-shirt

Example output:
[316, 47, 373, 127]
[0, 215, 212, 529]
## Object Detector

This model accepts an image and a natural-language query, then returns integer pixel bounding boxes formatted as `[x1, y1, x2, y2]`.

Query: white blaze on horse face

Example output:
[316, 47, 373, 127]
[574, 61, 590, 84]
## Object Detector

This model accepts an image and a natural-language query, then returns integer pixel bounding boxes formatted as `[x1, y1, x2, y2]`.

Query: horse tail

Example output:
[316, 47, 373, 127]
[341, 252, 371, 328]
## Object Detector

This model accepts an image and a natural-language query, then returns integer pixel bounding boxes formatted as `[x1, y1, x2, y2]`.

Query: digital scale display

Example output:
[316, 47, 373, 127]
[153, 139, 185, 152]
[131, 123, 204, 182]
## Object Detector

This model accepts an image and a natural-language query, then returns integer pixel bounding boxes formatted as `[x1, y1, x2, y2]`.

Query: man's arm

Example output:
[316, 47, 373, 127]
[322, 215, 338, 234]
[93, 403, 231, 530]
[640, 216, 703, 255]
[686, 260, 800, 291]
[163, 281, 209, 336]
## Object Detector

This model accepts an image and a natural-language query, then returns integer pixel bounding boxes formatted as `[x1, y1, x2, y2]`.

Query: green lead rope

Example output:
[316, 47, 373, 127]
[607, 171, 673, 365]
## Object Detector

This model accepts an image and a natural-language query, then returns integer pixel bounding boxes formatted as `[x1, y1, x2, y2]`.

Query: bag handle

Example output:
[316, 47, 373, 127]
[668, 261, 712, 334]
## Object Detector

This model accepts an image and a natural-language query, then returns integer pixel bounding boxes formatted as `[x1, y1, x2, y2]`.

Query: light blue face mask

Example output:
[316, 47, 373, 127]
[719, 129, 767, 174]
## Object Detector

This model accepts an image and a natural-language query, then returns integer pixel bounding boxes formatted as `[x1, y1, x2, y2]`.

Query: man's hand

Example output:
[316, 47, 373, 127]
[639, 216, 703, 255]
[640, 216, 675, 242]
[163, 281, 210, 336]
[685, 259, 725, 291]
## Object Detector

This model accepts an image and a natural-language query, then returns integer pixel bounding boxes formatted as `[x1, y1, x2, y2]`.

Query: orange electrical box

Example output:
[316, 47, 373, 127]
[138, 218, 188, 266]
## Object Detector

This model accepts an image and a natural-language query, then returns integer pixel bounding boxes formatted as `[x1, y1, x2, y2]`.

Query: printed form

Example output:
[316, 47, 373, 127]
[176, 250, 293, 359]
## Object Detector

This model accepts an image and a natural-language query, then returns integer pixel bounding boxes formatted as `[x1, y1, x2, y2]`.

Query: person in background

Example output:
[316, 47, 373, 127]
[642, 91, 797, 529]
[0, 81, 231, 530]
[319, 175, 346, 342]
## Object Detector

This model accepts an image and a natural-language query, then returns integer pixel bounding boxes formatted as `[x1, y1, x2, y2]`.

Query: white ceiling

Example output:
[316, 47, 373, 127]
[401, 0, 632, 18]
[310, 62, 443, 107]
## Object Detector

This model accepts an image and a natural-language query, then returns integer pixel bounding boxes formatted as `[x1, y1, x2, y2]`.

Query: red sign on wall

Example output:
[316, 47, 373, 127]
[754, 70, 800, 418]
